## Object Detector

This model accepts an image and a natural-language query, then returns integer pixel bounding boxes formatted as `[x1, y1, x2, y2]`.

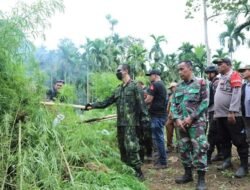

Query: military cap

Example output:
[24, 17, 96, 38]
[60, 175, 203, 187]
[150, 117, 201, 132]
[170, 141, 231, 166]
[146, 69, 161, 76]
[168, 82, 178, 89]
[238, 65, 250, 72]
[212, 58, 231, 65]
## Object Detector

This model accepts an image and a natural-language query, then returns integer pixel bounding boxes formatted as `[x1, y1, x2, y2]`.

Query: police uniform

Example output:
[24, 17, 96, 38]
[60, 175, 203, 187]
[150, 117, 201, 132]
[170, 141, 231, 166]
[214, 69, 248, 176]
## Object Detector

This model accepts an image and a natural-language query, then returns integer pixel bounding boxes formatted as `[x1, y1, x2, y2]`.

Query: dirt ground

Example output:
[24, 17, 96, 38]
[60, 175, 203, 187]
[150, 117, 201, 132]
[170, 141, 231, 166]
[143, 149, 250, 190]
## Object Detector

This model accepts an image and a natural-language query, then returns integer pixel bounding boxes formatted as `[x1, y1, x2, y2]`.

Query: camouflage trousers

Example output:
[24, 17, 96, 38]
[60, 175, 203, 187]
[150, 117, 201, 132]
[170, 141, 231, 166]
[117, 125, 142, 169]
[178, 126, 208, 171]
[136, 125, 153, 162]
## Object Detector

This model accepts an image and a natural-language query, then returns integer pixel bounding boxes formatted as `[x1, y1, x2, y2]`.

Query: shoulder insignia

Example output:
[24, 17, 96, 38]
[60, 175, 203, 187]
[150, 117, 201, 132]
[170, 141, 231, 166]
[230, 71, 242, 88]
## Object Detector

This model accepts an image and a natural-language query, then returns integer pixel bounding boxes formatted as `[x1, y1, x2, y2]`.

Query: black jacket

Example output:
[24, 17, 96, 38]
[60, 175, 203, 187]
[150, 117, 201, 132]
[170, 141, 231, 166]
[241, 83, 246, 117]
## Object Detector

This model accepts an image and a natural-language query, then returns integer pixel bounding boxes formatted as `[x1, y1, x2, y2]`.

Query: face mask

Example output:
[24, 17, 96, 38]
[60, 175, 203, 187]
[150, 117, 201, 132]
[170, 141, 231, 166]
[116, 72, 123, 80]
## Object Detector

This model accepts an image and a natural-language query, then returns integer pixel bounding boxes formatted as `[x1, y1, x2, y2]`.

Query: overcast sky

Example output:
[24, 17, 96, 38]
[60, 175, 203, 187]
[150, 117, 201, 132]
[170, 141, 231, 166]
[1, 0, 249, 64]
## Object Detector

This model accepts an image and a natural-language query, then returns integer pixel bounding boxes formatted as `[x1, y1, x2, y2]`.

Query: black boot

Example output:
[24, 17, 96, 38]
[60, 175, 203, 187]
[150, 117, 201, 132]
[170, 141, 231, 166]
[235, 159, 248, 178]
[211, 144, 224, 162]
[217, 157, 232, 170]
[207, 151, 212, 165]
[235, 166, 248, 178]
[196, 171, 207, 190]
[175, 167, 193, 184]
[134, 167, 145, 181]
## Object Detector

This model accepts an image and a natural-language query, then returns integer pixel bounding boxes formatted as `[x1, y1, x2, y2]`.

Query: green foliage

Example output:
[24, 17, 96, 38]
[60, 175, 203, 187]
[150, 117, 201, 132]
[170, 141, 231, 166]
[58, 84, 77, 103]
[162, 53, 179, 84]
[232, 60, 242, 71]
[212, 48, 229, 59]
[185, 0, 250, 55]
[127, 43, 148, 79]
[149, 34, 166, 69]
[192, 44, 207, 77]
[90, 72, 120, 101]
[219, 20, 246, 57]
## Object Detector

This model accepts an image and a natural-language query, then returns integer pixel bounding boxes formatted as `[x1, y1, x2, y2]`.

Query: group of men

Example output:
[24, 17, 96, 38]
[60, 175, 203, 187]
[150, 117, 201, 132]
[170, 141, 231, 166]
[84, 64, 169, 180]
[205, 58, 250, 179]
[170, 59, 250, 190]
[48, 58, 250, 190]
[84, 62, 208, 189]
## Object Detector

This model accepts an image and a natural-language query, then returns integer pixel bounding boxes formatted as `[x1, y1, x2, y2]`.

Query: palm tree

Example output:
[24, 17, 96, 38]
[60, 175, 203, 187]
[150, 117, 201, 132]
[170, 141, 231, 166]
[192, 44, 207, 77]
[219, 20, 246, 59]
[162, 53, 179, 84]
[149, 34, 166, 69]
[232, 60, 242, 71]
[178, 42, 194, 61]
[86, 39, 110, 72]
[58, 38, 81, 83]
[212, 48, 229, 59]
[233, 3, 250, 41]
[106, 14, 118, 36]
[127, 43, 147, 78]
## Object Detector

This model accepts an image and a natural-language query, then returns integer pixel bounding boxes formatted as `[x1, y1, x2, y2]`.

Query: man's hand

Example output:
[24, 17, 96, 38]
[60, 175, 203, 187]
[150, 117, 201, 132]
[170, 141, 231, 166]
[183, 116, 193, 128]
[84, 103, 93, 111]
[175, 119, 186, 132]
[228, 112, 236, 124]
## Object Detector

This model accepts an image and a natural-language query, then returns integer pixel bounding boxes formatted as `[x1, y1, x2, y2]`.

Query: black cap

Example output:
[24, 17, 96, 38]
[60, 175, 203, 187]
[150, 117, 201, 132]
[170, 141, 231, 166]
[205, 66, 218, 74]
[146, 69, 161, 76]
[212, 58, 231, 65]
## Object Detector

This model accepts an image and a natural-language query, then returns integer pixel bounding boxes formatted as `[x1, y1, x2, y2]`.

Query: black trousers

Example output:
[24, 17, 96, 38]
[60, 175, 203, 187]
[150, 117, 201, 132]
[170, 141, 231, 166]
[207, 112, 223, 157]
[243, 117, 250, 164]
[216, 117, 248, 165]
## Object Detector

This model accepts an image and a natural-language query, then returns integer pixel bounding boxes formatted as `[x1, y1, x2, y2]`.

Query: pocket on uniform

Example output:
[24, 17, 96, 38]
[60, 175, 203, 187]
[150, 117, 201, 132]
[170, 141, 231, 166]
[175, 92, 184, 104]
[187, 89, 200, 102]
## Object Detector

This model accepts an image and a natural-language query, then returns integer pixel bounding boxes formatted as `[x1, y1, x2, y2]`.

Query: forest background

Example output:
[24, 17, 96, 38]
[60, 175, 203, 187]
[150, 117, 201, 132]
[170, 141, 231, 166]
[1, 0, 250, 189]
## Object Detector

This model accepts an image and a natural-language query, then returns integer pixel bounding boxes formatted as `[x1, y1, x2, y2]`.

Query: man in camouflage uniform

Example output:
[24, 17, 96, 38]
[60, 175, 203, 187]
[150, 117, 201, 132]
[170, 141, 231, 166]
[137, 81, 153, 163]
[85, 64, 150, 180]
[171, 61, 208, 190]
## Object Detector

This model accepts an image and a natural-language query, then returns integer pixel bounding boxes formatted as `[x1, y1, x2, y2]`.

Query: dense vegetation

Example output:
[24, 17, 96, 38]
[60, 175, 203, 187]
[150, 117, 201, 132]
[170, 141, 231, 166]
[1, 0, 250, 189]
[0, 1, 146, 189]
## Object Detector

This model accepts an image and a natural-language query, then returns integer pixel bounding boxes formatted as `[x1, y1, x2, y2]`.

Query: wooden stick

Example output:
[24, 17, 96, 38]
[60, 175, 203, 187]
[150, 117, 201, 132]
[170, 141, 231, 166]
[54, 133, 75, 185]
[18, 122, 23, 190]
[41, 101, 86, 109]
[80, 114, 117, 123]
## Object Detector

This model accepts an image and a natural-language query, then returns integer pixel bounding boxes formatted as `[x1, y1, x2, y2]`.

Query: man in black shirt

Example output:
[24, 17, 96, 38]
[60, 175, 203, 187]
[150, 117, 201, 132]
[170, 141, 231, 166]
[46, 80, 65, 101]
[145, 69, 168, 169]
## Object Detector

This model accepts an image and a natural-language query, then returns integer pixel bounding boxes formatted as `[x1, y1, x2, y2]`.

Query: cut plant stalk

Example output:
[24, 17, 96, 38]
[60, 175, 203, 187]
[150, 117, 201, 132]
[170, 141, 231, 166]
[1, 100, 22, 190]
[80, 114, 117, 123]
[18, 121, 23, 190]
[54, 131, 75, 185]
[41, 101, 86, 109]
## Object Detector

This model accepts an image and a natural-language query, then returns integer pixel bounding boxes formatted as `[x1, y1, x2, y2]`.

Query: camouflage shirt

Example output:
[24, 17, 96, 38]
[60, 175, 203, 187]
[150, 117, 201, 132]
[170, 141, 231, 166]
[92, 80, 150, 126]
[171, 77, 208, 127]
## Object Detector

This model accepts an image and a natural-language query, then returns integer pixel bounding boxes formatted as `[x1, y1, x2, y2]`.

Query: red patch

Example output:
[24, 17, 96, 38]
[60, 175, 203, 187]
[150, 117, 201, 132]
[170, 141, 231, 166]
[150, 85, 154, 91]
[230, 71, 242, 88]
[199, 79, 206, 85]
